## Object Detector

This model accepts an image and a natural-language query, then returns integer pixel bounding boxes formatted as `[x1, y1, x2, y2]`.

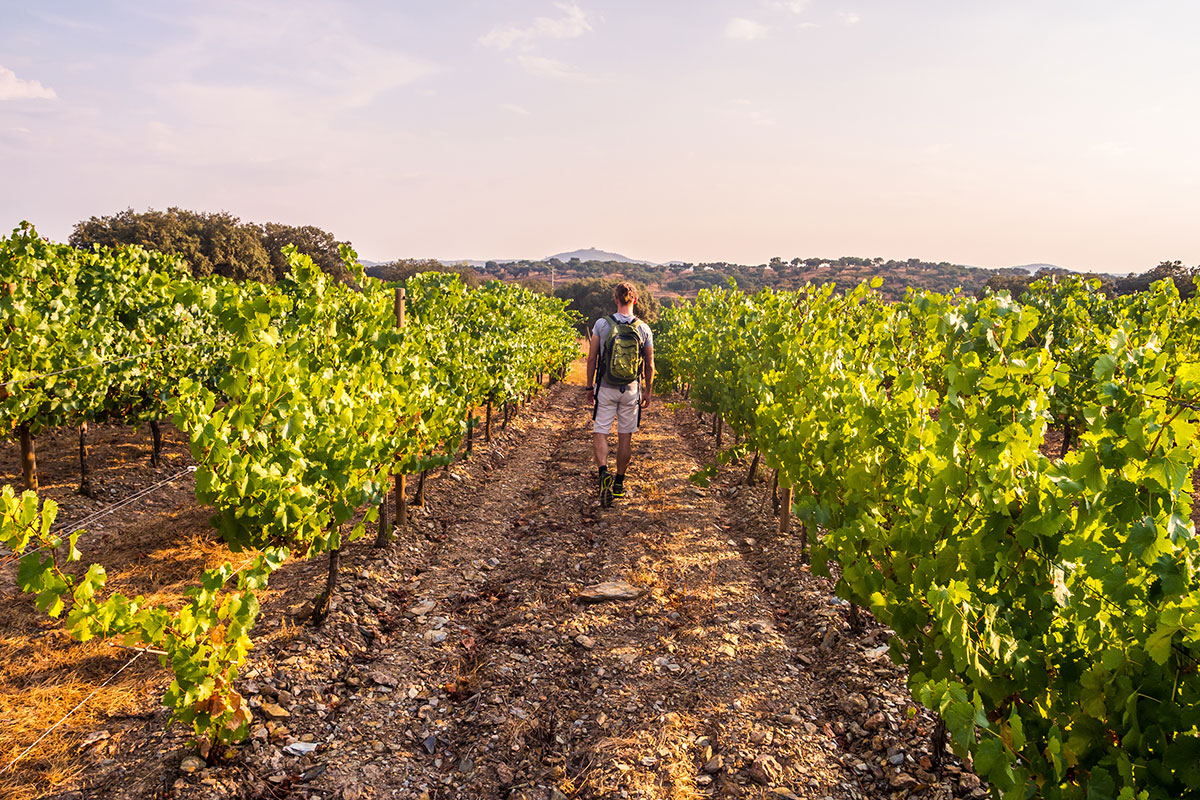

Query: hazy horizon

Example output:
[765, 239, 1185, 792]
[2, 1, 1197, 274]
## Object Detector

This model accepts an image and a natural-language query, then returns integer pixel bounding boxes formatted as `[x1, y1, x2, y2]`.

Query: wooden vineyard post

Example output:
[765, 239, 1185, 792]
[149, 419, 164, 467]
[395, 475, 408, 532]
[19, 423, 36, 490]
[377, 286, 406, 548]
[716, 417, 724, 448]
[395, 286, 408, 535]
[779, 483, 792, 535]
[485, 397, 493, 442]
[466, 412, 474, 457]
[78, 422, 93, 497]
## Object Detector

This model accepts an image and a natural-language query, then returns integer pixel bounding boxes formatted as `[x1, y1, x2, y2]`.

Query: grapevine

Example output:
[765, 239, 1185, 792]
[657, 277, 1200, 799]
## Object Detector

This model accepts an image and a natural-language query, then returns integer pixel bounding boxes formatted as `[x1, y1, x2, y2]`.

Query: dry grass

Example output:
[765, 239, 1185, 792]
[0, 645, 156, 800]
[0, 424, 248, 800]
[564, 339, 590, 386]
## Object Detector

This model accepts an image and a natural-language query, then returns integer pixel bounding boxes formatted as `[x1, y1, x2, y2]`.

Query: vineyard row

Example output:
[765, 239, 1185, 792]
[1, 224, 580, 755]
[655, 275, 1200, 800]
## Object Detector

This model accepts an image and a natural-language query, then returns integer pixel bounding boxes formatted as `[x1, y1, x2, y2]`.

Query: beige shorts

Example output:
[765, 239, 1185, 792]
[593, 383, 641, 434]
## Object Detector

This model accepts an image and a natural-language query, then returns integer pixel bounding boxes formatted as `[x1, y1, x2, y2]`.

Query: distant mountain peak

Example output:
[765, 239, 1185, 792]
[547, 247, 650, 264]
[1008, 262, 1068, 274]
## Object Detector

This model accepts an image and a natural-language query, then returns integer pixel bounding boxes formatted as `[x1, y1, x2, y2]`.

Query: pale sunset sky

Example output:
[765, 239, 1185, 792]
[1, 1, 1197, 272]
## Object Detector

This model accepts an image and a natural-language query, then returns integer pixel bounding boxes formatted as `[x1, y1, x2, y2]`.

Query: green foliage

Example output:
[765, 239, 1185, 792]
[366, 258, 481, 288]
[2, 231, 579, 751]
[554, 278, 659, 333]
[0, 484, 287, 750]
[0, 223, 232, 437]
[70, 208, 273, 283]
[259, 222, 353, 284]
[69, 208, 362, 286]
[479, 255, 1199, 306]
[658, 277, 1200, 799]
[174, 255, 579, 557]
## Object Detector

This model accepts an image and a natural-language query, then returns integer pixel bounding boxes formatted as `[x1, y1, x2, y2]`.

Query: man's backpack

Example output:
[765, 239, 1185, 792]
[602, 315, 645, 388]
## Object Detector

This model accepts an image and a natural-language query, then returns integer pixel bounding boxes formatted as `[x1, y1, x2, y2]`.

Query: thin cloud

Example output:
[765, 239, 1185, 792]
[480, 2, 592, 52]
[840, 12, 862, 25]
[0, 66, 57, 101]
[140, 7, 437, 110]
[726, 18, 769, 41]
[515, 55, 585, 79]
[502, 103, 531, 115]
[770, 1, 810, 13]
[31, 10, 104, 31]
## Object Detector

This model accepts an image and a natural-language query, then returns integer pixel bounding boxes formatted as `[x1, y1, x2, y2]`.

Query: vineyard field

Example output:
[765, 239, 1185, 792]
[3, 379, 1000, 800]
[4, 225, 1200, 800]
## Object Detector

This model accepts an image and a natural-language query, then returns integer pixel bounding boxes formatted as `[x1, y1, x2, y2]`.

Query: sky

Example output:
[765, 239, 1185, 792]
[1, 1, 1197, 273]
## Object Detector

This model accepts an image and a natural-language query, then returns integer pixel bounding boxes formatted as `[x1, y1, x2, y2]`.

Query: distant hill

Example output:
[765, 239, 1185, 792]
[548, 248, 651, 264]
[1009, 263, 1068, 274]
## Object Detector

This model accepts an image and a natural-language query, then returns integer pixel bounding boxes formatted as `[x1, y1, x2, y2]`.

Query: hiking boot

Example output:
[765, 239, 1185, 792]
[611, 476, 627, 499]
[599, 472, 614, 508]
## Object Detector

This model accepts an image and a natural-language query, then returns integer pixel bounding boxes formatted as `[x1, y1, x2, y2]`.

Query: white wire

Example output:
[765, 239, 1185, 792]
[52, 465, 197, 538]
[1, 466, 197, 569]
[0, 651, 143, 776]
[0, 465, 202, 774]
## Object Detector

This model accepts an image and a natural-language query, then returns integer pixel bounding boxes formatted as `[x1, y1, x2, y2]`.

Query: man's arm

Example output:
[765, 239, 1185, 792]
[641, 345, 655, 406]
[585, 334, 601, 389]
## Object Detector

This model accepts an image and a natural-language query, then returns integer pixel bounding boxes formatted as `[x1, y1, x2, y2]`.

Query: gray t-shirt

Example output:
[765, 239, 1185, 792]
[592, 313, 652, 388]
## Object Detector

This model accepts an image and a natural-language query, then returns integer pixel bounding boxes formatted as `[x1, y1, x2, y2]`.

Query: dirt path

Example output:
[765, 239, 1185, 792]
[142, 382, 852, 800]
[28, 380, 982, 800]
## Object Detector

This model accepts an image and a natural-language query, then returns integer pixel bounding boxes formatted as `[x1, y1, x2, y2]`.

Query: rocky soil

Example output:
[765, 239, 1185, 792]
[13, 382, 985, 800]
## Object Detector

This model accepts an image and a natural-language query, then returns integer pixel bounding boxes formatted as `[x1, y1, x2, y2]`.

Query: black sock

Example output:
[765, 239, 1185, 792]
[598, 465, 608, 480]
[614, 473, 625, 483]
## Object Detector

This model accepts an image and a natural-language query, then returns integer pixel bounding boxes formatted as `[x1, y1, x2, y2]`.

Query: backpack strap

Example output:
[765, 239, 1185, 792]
[602, 315, 619, 351]
[617, 316, 645, 348]
[598, 315, 617, 383]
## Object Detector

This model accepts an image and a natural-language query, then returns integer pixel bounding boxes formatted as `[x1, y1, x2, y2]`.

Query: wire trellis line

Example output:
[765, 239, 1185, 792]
[0, 651, 143, 777]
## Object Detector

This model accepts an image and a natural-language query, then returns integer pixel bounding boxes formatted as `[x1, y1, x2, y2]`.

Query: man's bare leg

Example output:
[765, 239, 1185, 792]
[594, 433, 609, 469]
[616, 433, 633, 475]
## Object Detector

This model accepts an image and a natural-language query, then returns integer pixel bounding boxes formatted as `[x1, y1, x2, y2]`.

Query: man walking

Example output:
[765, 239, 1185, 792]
[585, 282, 654, 507]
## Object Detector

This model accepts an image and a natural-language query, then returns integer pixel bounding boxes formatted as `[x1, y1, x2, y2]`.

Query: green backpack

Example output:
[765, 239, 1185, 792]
[602, 315, 645, 387]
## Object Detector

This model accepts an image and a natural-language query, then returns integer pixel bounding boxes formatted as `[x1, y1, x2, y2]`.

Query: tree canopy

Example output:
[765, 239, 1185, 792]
[70, 208, 352, 284]
[981, 260, 1197, 300]
[259, 222, 352, 283]
[554, 278, 659, 334]
[365, 259, 481, 288]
